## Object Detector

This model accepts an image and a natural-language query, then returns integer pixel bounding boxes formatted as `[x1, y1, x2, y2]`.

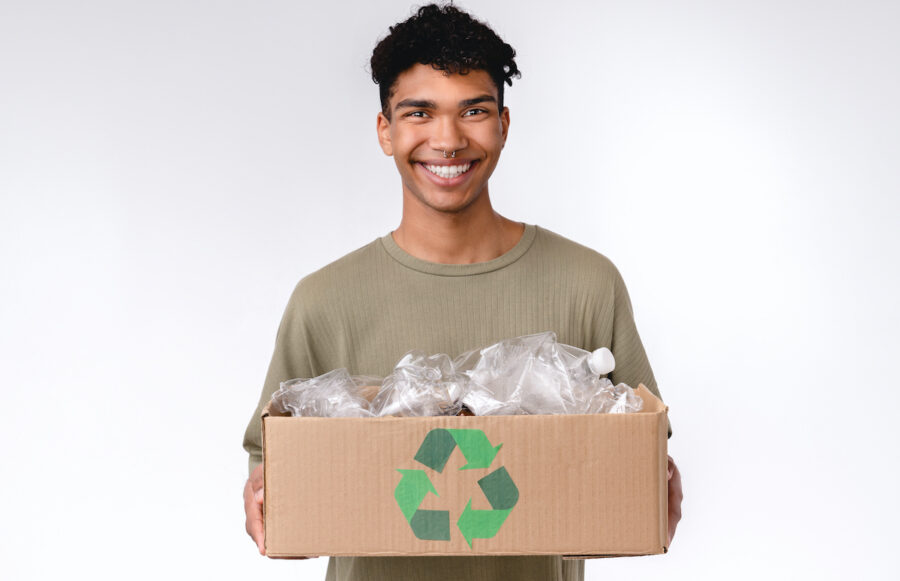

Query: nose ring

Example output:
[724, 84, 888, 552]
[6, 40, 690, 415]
[442, 150, 457, 158]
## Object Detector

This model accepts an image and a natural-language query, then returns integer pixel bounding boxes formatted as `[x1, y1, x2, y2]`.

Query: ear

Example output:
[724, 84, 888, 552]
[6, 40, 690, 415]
[376, 111, 393, 156]
[500, 107, 510, 149]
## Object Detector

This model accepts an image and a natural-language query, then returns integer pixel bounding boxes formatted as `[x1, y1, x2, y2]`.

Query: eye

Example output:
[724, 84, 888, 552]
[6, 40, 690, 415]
[463, 108, 487, 117]
[405, 111, 429, 119]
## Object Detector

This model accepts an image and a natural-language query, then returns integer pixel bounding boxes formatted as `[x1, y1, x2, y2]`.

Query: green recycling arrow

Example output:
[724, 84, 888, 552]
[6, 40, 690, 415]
[396, 428, 519, 547]
[457, 466, 519, 547]
[395, 469, 437, 520]
[446, 429, 503, 470]
[457, 500, 511, 547]
[395, 469, 449, 540]
[476, 466, 519, 510]
[414, 428, 502, 472]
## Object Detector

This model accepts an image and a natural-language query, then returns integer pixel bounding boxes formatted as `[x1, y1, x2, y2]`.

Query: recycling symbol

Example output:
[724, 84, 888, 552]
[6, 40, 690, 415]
[394, 428, 519, 547]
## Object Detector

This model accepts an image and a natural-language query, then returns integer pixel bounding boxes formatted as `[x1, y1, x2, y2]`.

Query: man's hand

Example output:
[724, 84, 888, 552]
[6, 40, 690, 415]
[244, 464, 266, 555]
[667, 455, 683, 546]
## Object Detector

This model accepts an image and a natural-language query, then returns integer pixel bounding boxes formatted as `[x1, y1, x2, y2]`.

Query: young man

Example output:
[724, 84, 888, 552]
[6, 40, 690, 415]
[243, 4, 682, 580]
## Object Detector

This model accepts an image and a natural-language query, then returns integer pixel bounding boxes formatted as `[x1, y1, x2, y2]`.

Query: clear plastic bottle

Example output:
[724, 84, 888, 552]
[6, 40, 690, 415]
[455, 332, 618, 415]
[272, 368, 375, 417]
[370, 350, 466, 417]
[558, 341, 616, 381]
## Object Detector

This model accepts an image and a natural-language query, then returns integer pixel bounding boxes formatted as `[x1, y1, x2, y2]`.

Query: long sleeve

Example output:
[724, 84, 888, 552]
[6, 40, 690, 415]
[242, 283, 316, 476]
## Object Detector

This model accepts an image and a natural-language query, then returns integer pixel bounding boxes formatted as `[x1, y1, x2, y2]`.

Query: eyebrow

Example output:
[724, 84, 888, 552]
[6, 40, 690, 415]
[394, 94, 497, 111]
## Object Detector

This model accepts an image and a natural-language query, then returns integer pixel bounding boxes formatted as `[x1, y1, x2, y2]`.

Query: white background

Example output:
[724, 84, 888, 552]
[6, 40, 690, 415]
[1, 0, 898, 579]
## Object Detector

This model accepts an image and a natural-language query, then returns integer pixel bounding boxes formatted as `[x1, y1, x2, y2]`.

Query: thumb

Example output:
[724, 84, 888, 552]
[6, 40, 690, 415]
[255, 488, 264, 503]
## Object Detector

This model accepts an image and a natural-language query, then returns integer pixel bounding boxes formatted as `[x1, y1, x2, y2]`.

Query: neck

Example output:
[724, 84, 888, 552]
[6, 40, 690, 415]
[392, 188, 525, 264]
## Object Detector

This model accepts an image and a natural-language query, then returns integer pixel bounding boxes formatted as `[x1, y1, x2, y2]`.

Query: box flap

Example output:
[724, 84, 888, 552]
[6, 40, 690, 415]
[261, 399, 283, 419]
[634, 383, 666, 414]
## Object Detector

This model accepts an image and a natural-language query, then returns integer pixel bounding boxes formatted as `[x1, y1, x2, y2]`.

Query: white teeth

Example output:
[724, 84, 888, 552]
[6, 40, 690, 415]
[424, 162, 471, 179]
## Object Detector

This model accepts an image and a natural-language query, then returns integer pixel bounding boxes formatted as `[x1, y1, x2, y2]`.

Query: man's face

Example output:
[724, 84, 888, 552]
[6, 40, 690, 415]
[376, 63, 510, 215]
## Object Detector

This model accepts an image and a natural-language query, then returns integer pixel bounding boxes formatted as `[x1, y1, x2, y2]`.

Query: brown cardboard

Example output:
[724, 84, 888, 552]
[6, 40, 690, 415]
[262, 384, 668, 558]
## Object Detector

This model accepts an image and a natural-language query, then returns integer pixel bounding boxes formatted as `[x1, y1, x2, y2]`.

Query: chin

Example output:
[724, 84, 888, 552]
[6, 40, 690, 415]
[422, 191, 481, 214]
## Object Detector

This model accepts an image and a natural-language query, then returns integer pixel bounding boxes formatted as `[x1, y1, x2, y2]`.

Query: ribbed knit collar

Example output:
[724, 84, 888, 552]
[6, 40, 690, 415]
[379, 223, 537, 276]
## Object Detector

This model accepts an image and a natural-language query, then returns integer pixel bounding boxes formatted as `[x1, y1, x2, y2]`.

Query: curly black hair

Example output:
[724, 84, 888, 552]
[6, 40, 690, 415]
[370, 2, 521, 120]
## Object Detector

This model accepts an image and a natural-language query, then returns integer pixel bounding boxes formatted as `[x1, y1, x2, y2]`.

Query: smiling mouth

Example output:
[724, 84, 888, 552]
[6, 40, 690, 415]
[419, 161, 476, 179]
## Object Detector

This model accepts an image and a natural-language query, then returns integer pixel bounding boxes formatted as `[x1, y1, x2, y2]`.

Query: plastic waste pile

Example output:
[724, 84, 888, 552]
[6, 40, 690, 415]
[271, 332, 642, 418]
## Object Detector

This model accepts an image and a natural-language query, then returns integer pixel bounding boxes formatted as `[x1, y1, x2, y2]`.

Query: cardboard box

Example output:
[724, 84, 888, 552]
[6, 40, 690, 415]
[262, 384, 668, 558]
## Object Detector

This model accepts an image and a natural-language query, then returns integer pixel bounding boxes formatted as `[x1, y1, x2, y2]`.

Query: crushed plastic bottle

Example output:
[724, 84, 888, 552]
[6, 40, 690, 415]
[581, 380, 644, 414]
[370, 350, 466, 417]
[271, 368, 375, 417]
[455, 331, 641, 415]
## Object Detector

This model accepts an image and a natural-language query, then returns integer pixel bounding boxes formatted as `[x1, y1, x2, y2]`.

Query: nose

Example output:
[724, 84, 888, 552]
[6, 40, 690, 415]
[429, 116, 468, 155]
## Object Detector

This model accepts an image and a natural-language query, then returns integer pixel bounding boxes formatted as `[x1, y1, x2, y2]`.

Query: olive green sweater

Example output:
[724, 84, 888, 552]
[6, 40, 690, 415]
[243, 223, 666, 581]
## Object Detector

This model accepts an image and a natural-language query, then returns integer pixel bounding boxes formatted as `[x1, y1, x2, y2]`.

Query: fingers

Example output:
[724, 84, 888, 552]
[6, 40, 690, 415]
[247, 507, 266, 554]
[250, 463, 264, 490]
[244, 477, 266, 555]
[667, 458, 683, 546]
[250, 516, 266, 554]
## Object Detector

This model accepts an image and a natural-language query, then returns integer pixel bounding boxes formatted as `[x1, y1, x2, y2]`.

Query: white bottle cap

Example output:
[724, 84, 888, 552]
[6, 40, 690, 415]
[588, 347, 615, 376]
